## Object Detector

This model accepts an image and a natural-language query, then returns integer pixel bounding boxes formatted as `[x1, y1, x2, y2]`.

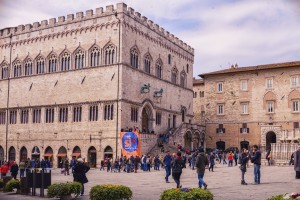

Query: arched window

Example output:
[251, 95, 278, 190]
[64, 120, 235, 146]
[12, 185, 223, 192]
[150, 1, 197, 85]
[75, 49, 85, 69]
[171, 67, 178, 84]
[36, 56, 45, 74]
[90, 46, 100, 67]
[24, 58, 33, 76]
[13, 60, 22, 77]
[144, 54, 151, 74]
[48, 54, 57, 73]
[155, 59, 162, 78]
[105, 44, 115, 65]
[130, 47, 139, 68]
[1, 61, 9, 79]
[180, 71, 186, 87]
[61, 51, 71, 71]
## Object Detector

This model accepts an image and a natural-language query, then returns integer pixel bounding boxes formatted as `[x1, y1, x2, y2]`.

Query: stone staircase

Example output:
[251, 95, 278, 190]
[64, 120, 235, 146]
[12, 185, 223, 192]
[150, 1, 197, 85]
[147, 143, 178, 157]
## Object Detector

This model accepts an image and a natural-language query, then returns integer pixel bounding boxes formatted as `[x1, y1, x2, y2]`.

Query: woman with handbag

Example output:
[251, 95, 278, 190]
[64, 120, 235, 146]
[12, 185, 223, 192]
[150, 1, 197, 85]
[240, 149, 249, 185]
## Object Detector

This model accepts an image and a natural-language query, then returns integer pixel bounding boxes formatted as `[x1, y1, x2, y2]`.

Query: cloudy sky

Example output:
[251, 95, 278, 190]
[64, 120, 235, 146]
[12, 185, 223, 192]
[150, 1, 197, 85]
[0, 0, 299, 77]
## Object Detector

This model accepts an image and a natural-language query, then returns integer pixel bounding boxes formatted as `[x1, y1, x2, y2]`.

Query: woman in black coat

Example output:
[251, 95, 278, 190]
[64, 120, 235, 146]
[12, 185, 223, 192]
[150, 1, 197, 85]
[10, 162, 19, 179]
[171, 151, 185, 188]
[73, 158, 90, 196]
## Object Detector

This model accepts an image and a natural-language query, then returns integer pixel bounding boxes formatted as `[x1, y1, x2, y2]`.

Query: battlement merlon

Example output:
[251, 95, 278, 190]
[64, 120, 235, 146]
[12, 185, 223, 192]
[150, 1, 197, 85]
[0, 3, 194, 55]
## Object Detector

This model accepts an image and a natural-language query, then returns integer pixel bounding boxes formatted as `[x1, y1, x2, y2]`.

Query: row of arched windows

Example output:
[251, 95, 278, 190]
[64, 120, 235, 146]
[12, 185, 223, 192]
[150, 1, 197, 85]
[129, 46, 187, 87]
[0, 43, 116, 79]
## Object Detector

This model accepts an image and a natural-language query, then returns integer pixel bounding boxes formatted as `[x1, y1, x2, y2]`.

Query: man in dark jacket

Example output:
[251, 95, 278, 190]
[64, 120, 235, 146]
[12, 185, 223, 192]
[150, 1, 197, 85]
[10, 161, 19, 179]
[172, 151, 185, 188]
[163, 151, 172, 183]
[195, 148, 208, 189]
[250, 145, 261, 184]
[73, 158, 90, 196]
[294, 145, 300, 179]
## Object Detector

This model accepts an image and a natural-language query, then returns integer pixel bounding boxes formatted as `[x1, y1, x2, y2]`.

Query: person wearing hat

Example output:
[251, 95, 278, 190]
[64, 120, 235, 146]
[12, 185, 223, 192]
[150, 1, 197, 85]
[73, 158, 90, 196]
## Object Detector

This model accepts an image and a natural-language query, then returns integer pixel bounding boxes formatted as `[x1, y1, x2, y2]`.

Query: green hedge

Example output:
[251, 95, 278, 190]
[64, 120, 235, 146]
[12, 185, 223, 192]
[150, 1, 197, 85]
[0, 179, 3, 189]
[90, 184, 132, 200]
[268, 193, 300, 200]
[47, 182, 81, 198]
[160, 188, 213, 200]
[4, 179, 20, 192]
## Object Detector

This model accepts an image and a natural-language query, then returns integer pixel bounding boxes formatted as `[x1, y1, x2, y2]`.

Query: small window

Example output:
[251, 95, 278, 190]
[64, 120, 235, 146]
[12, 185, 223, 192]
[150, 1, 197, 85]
[216, 124, 225, 134]
[241, 80, 248, 91]
[105, 44, 115, 65]
[180, 71, 186, 87]
[217, 82, 223, 93]
[61, 52, 71, 71]
[20, 109, 29, 124]
[199, 91, 205, 98]
[73, 106, 82, 122]
[241, 103, 249, 114]
[217, 104, 224, 115]
[13, 60, 22, 77]
[104, 104, 114, 120]
[171, 68, 178, 84]
[294, 122, 299, 129]
[24, 58, 33, 76]
[156, 112, 161, 125]
[33, 109, 41, 123]
[45, 108, 54, 123]
[155, 59, 162, 78]
[291, 77, 299, 87]
[267, 101, 274, 113]
[9, 110, 17, 124]
[130, 48, 139, 68]
[1, 62, 9, 79]
[144, 54, 151, 74]
[59, 107, 68, 123]
[168, 54, 171, 65]
[131, 107, 138, 122]
[266, 78, 273, 89]
[90, 47, 101, 67]
[240, 123, 249, 134]
[193, 92, 197, 98]
[0, 111, 6, 124]
[293, 100, 299, 112]
[89, 105, 98, 121]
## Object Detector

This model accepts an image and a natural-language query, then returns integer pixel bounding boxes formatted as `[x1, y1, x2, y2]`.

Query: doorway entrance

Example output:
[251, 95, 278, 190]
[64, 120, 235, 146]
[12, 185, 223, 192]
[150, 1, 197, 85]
[141, 105, 152, 133]
[104, 146, 113, 159]
[216, 141, 225, 151]
[240, 141, 249, 150]
[20, 146, 28, 162]
[9, 146, 16, 161]
[57, 146, 67, 168]
[88, 146, 97, 168]
[266, 131, 276, 150]
[31, 146, 40, 160]
[184, 131, 192, 149]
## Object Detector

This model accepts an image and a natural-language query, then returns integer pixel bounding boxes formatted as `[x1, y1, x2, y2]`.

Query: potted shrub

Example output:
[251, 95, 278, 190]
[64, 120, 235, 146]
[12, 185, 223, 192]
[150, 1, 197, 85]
[4, 179, 21, 193]
[160, 188, 213, 200]
[47, 182, 81, 200]
[90, 184, 132, 200]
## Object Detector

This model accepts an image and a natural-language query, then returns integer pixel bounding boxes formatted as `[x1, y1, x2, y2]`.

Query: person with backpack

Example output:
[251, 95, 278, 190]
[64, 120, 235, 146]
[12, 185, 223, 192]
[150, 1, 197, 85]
[172, 151, 185, 188]
[196, 148, 208, 189]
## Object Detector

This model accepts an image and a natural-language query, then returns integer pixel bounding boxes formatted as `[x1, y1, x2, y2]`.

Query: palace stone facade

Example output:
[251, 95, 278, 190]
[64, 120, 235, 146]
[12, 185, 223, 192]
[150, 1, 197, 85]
[194, 62, 300, 153]
[0, 3, 195, 167]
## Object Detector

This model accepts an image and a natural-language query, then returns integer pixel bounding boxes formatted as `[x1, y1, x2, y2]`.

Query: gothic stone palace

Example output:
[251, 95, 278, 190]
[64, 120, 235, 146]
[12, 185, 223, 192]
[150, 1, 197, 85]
[0, 3, 202, 167]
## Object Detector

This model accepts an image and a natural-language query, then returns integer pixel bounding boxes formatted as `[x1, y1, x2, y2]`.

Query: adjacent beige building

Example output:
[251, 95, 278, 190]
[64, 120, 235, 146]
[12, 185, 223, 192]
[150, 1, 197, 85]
[0, 3, 198, 167]
[194, 61, 300, 152]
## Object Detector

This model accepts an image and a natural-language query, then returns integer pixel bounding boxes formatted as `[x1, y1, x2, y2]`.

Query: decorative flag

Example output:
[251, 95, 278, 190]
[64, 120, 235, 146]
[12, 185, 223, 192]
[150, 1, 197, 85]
[120, 131, 141, 157]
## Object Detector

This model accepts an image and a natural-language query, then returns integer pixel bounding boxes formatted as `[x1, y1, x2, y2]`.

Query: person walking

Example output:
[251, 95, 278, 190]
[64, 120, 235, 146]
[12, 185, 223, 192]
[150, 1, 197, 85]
[171, 151, 185, 188]
[73, 158, 90, 196]
[250, 145, 261, 184]
[294, 145, 300, 179]
[196, 148, 208, 189]
[234, 150, 239, 166]
[208, 152, 215, 172]
[19, 160, 25, 178]
[228, 151, 233, 167]
[64, 158, 70, 175]
[10, 161, 19, 179]
[134, 155, 140, 173]
[222, 152, 227, 165]
[239, 148, 250, 185]
[266, 150, 271, 166]
[163, 151, 172, 183]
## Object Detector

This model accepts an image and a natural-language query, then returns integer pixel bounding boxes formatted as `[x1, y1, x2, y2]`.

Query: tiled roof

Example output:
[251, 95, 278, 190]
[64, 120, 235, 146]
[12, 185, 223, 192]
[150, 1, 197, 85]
[199, 61, 300, 78]
[193, 78, 204, 85]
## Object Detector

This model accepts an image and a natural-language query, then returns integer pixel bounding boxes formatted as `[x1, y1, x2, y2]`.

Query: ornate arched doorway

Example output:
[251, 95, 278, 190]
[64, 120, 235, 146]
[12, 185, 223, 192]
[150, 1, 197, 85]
[88, 146, 97, 168]
[9, 146, 16, 161]
[184, 131, 192, 150]
[141, 105, 153, 133]
[57, 146, 67, 168]
[0, 146, 4, 163]
[193, 132, 200, 150]
[72, 146, 81, 159]
[31, 146, 40, 160]
[216, 141, 225, 151]
[104, 146, 113, 159]
[44, 146, 53, 165]
[266, 131, 276, 150]
[240, 141, 249, 150]
[20, 146, 28, 162]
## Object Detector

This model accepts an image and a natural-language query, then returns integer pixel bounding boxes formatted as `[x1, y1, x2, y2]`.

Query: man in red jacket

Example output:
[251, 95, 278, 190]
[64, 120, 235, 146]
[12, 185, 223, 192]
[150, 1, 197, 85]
[1, 162, 9, 178]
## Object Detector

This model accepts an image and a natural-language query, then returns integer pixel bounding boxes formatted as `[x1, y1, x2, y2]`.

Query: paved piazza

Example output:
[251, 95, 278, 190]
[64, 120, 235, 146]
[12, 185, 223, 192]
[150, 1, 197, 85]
[0, 164, 298, 200]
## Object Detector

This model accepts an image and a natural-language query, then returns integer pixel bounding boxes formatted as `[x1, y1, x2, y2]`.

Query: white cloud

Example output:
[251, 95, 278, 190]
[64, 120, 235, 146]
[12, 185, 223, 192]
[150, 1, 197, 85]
[0, 0, 299, 77]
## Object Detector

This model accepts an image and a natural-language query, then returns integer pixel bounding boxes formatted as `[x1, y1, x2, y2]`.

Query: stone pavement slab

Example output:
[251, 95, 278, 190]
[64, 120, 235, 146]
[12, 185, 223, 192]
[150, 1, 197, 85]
[0, 164, 298, 200]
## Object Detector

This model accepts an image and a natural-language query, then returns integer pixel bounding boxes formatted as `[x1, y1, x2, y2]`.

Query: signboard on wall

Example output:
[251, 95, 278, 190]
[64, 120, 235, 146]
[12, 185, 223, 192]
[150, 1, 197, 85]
[120, 131, 141, 157]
